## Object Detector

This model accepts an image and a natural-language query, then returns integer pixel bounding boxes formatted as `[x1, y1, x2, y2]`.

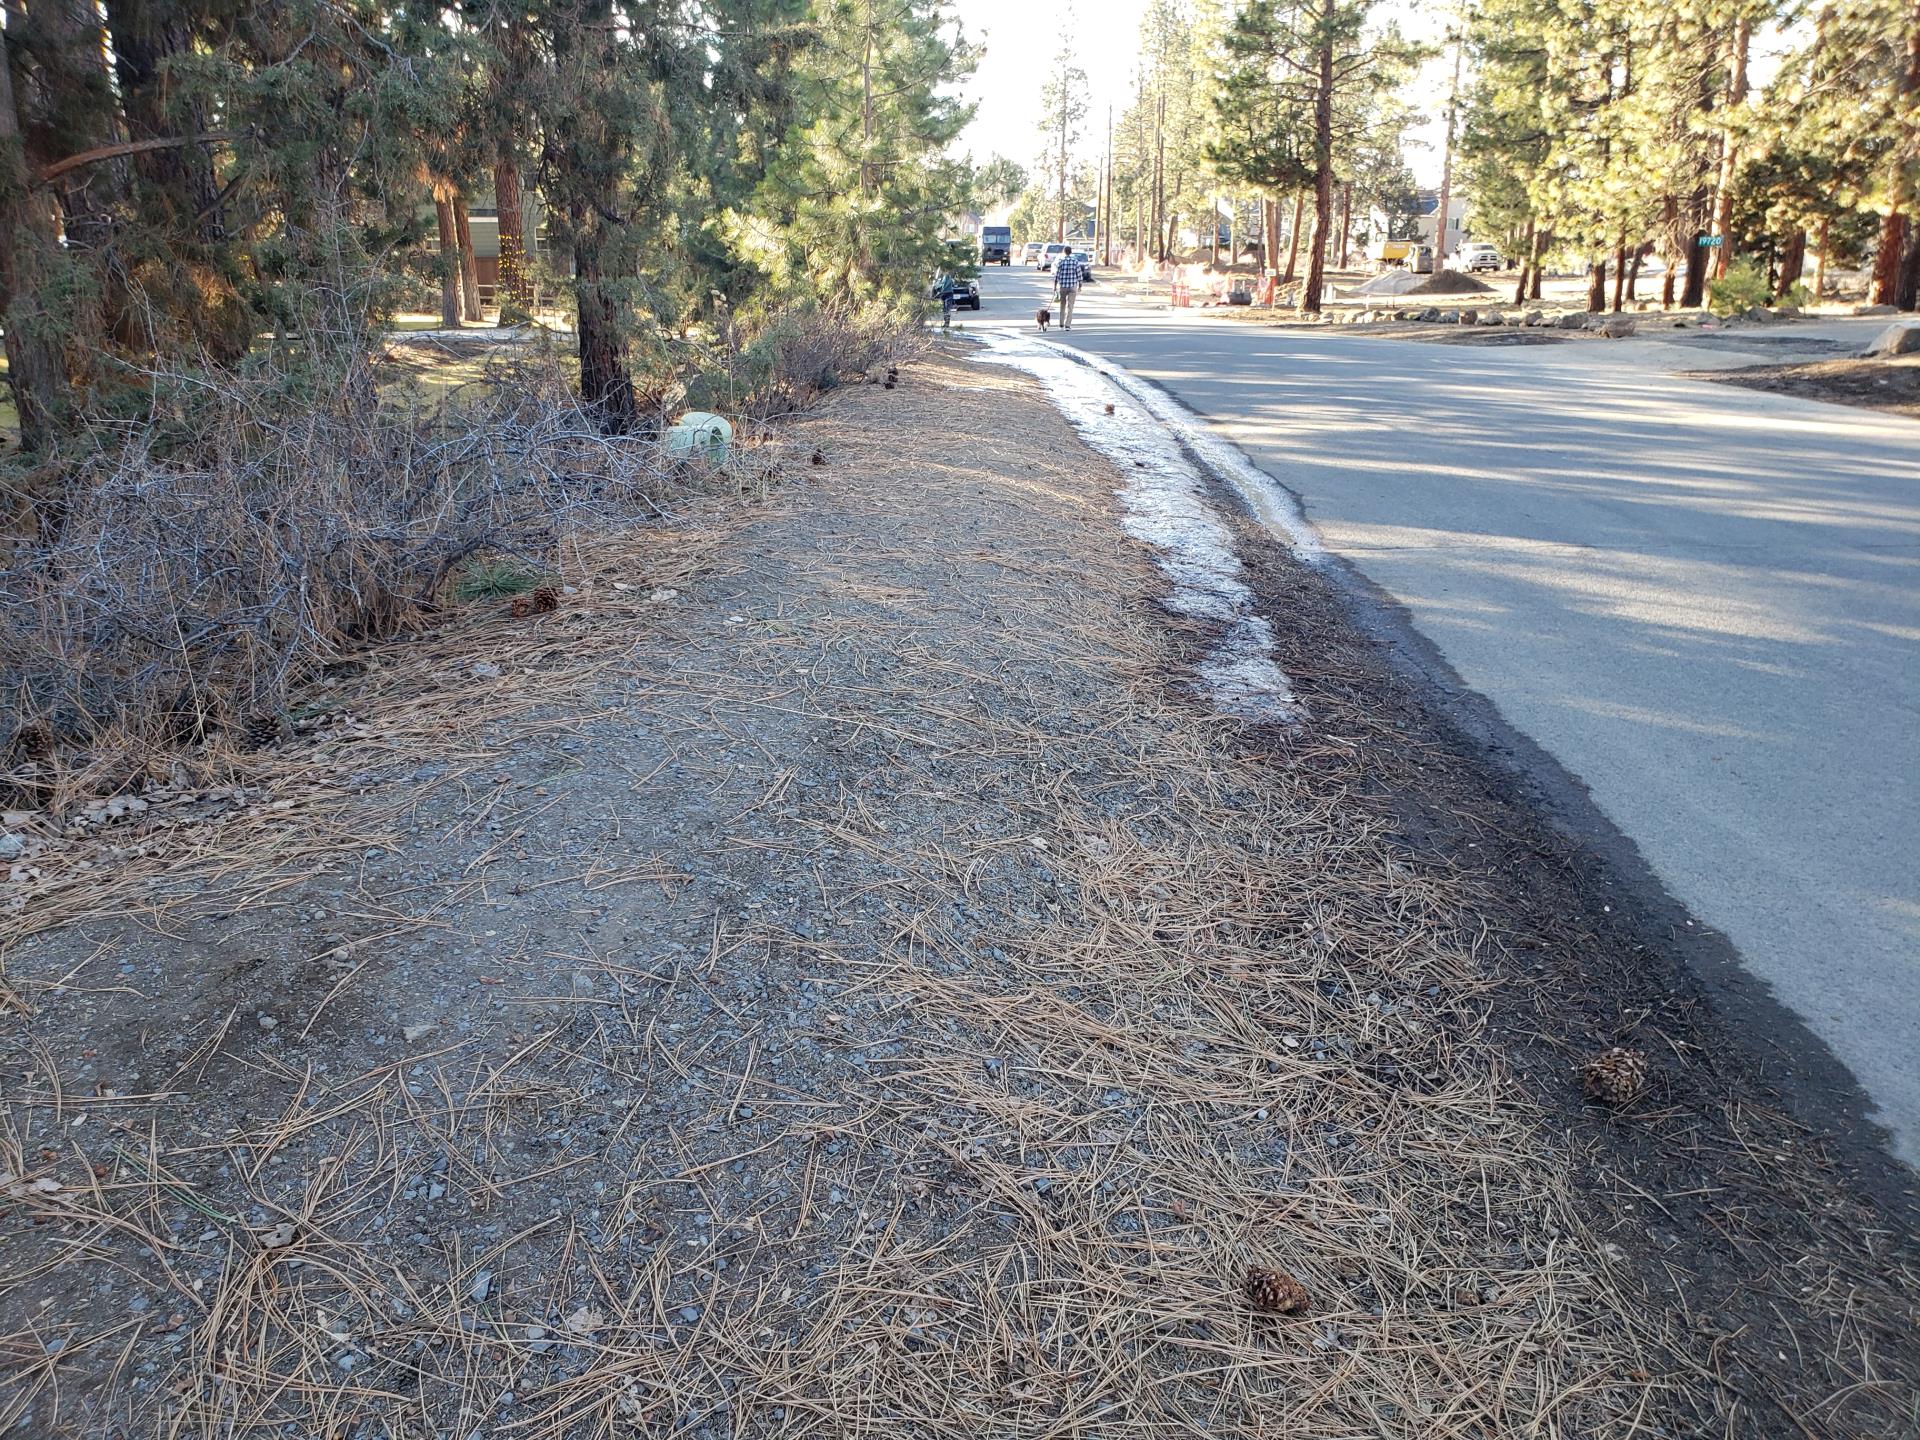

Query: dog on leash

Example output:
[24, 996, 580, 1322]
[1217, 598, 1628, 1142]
[1036, 306, 1052, 331]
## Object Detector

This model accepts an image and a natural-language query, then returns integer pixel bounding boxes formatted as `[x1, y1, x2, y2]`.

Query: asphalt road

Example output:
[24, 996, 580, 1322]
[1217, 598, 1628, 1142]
[970, 261, 1920, 1164]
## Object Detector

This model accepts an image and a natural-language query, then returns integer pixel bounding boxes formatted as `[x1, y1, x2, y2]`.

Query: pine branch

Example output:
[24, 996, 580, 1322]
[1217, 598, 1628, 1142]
[33, 134, 235, 188]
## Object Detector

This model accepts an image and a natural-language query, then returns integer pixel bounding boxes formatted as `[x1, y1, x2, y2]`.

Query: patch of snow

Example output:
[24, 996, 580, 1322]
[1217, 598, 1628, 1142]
[976, 334, 1306, 725]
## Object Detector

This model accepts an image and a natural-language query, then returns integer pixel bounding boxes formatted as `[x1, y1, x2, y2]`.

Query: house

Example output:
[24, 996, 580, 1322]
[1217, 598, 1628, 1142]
[423, 197, 545, 304]
[1414, 188, 1469, 253]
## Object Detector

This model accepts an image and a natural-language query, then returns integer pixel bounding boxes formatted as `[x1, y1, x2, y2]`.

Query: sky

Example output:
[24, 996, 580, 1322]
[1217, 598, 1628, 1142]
[950, 1, 1799, 202]
[951, 0, 1454, 194]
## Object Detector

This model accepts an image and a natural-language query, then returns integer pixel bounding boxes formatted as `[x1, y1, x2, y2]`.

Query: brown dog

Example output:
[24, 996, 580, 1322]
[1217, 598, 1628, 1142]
[1036, 306, 1052, 330]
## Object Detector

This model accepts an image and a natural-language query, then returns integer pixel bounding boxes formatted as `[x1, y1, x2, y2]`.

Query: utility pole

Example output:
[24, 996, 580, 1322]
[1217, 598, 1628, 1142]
[1103, 106, 1113, 265]
[1434, 25, 1463, 266]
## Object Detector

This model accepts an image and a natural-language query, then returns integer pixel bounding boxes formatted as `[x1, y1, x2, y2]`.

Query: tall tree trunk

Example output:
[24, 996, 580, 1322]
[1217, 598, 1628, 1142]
[1777, 228, 1807, 295]
[0, 22, 72, 455]
[1899, 225, 1920, 311]
[1301, 4, 1335, 314]
[104, 0, 224, 240]
[1659, 194, 1680, 307]
[10, 0, 118, 372]
[1210, 194, 1219, 266]
[1812, 214, 1831, 301]
[434, 196, 462, 328]
[1680, 229, 1708, 308]
[1338, 181, 1352, 267]
[573, 214, 637, 435]
[1872, 1, 1920, 305]
[1514, 218, 1536, 305]
[1530, 229, 1545, 299]
[1611, 235, 1627, 311]
[494, 154, 532, 313]
[1283, 192, 1304, 283]
[1708, 17, 1751, 280]
[1587, 257, 1607, 312]
[1874, 213, 1912, 308]
[453, 194, 483, 320]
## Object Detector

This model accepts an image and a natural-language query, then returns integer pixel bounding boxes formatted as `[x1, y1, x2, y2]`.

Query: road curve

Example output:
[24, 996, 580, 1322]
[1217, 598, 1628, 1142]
[966, 262, 1920, 1164]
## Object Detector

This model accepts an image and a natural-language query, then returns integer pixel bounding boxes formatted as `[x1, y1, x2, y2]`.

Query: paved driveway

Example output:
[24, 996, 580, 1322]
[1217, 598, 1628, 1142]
[971, 263, 1920, 1163]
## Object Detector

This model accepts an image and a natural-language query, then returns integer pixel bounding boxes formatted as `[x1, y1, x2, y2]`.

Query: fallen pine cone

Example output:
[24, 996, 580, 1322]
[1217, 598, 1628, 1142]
[508, 595, 534, 619]
[811, 448, 826, 466]
[1104, 403, 1115, 415]
[1244, 1264, 1310, 1315]
[1579, 1046, 1649, 1105]
[11, 721, 53, 765]
[529, 584, 560, 615]
[240, 711, 284, 752]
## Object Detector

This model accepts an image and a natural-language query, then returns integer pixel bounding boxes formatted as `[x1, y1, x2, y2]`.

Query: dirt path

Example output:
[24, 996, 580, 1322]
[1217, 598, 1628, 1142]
[2, 348, 1915, 1438]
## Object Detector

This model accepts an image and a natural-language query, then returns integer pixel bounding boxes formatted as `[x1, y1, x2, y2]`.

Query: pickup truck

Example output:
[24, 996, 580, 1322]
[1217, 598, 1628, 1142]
[929, 274, 981, 310]
[979, 226, 1012, 265]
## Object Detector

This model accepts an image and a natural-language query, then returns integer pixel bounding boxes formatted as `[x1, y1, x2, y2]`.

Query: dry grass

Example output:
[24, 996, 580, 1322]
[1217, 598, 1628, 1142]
[0, 508, 737, 975]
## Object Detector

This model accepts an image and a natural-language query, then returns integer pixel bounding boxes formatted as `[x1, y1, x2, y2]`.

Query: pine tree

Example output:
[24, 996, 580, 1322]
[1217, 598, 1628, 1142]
[748, 0, 975, 301]
[1201, 0, 1416, 308]
[1205, 0, 1314, 247]
[1039, 53, 1090, 241]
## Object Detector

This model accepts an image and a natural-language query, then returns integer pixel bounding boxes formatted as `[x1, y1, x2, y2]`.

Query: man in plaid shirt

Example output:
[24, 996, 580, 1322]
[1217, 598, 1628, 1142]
[1052, 249, 1089, 329]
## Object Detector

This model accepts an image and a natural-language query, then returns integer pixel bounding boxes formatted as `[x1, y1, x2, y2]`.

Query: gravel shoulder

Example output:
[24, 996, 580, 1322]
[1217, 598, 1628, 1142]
[1688, 353, 1920, 419]
[1, 347, 1915, 1438]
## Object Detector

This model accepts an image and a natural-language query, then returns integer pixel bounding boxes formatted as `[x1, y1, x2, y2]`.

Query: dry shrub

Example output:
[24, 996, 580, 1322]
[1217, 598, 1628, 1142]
[692, 300, 928, 418]
[1, 343, 684, 775]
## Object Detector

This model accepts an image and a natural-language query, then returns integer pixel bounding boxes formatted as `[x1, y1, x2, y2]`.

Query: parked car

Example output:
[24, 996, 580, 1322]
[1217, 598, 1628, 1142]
[1039, 242, 1071, 271]
[1022, 241, 1044, 264]
[1454, 242, 1505, 272]
[928, 273, 981, 310]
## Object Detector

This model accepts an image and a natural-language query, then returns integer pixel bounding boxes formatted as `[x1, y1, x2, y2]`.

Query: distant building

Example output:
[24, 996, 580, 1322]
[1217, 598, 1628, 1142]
[423, 197, 544, 303]
[1414, 188, 1469, 252]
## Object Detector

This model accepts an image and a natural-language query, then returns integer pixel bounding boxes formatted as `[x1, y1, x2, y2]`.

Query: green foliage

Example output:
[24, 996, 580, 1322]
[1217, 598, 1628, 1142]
[454, 559, 541, 600]
[1205, 0, 1313, 198]
[1707, 257, 1770, 315]
[743, 0, 976, 304]
[973, 156, 1029, 211]
[940, 240, 982, 281]
[1458, 0, 1918, 308]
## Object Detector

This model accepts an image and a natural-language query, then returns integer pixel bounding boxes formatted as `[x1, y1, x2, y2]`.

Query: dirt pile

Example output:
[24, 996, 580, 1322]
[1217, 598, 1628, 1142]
[1406, 268, 1496, 296]
[1350, 267, 1423, 297]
